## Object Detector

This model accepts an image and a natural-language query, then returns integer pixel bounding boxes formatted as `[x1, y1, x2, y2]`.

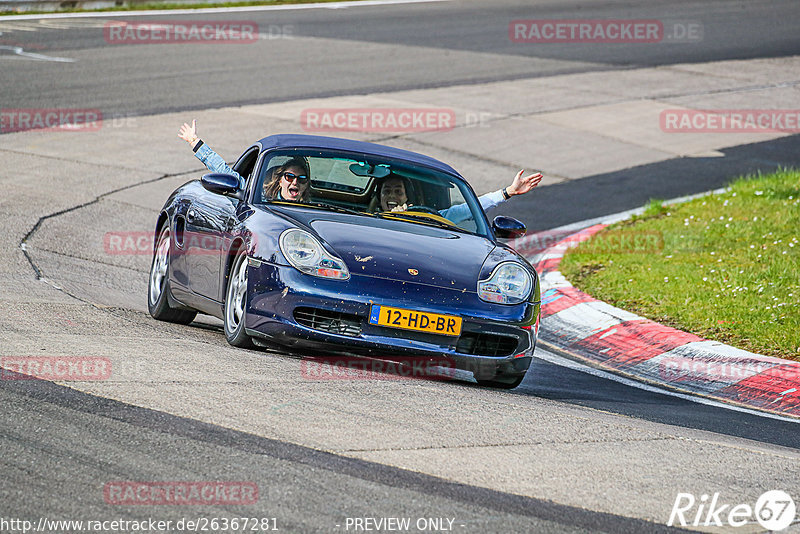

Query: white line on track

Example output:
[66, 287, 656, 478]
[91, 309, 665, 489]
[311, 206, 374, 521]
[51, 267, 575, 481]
[0, 43, 75, 60]
[0, 0, 448, 21]
[534, 347, 800, 424]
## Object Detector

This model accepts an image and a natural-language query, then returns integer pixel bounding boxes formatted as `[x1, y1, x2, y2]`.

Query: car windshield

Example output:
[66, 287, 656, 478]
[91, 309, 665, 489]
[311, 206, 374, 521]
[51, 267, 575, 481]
[254, 149, 489, 237]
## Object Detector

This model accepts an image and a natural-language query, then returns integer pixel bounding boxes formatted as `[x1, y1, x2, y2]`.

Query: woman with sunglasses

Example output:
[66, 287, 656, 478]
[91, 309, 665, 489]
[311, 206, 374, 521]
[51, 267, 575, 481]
[178, 119, 310, 202]
[261, 158, 311, 202]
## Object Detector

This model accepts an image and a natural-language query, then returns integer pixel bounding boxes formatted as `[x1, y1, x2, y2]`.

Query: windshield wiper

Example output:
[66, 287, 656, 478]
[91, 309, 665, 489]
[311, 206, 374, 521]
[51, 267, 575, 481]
[306, 202, 375, 217]
[271, 200, 374, 217]
[377, 212, 470, 233]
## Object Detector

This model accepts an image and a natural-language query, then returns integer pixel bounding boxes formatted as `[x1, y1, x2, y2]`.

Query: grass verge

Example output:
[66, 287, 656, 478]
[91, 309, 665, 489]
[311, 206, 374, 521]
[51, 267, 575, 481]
[560, 168, 800, 361]
[1, 0, 362, 16]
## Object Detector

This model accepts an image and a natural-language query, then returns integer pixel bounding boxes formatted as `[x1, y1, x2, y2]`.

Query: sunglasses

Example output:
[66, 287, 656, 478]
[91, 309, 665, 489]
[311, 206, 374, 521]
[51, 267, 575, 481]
[282, 171, 309, 184]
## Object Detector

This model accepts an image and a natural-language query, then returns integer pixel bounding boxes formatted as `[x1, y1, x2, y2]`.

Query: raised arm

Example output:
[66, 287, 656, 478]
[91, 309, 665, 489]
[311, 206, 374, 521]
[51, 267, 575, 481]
[179, 119, 243, 186]
[440, 170, 544, 223]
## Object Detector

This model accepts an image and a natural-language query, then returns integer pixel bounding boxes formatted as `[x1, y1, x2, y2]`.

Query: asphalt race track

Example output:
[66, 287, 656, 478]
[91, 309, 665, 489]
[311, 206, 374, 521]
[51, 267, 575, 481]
[2, 0, 800, 115]
[2, 1, 800, 532]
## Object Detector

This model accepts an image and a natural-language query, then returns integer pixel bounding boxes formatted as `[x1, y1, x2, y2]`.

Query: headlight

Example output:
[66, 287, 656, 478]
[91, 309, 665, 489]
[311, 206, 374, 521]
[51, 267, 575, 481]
[279, 229, 350, 280]
[478, 262, 532, 304]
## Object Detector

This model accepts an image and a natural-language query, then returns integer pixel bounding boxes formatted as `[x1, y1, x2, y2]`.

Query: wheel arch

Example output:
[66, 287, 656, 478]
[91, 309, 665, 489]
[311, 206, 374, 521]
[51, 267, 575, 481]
[223, 237, 248, 299]
[154, 211, 170, 249]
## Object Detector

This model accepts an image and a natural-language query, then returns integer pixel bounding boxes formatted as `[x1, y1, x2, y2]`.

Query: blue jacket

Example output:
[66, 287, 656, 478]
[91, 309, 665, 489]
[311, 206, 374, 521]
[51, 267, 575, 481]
[194, 142, 243, 187]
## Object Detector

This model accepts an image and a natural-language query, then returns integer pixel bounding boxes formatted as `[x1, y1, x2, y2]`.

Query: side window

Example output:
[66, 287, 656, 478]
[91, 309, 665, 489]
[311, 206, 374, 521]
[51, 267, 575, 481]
[450, 187, 477, 231]
[233, 147, 259, 184]
[448, 187, 467, 209]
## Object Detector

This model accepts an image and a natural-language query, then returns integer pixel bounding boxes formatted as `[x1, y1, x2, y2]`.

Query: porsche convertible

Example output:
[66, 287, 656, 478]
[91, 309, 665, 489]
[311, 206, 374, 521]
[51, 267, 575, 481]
[148, 135, 540, 388]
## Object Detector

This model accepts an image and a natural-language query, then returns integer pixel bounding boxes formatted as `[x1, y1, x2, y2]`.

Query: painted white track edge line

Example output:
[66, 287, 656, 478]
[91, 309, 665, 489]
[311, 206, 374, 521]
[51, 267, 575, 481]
[0, 0, 449, 21]
[534, 348, 800, 424]
[0, 44, 75, 61]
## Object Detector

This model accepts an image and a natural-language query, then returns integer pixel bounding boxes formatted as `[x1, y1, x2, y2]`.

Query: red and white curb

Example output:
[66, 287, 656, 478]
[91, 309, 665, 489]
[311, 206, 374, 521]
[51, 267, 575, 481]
[519, 222, 800, 419]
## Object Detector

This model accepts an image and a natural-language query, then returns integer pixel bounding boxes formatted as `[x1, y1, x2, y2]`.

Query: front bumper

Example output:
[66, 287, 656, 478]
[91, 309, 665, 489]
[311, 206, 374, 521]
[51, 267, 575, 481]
[244, 261, 539, 380]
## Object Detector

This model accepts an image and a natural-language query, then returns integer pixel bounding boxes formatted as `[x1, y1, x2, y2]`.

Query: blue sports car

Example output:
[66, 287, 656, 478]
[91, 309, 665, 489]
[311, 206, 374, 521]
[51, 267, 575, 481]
[148, 135, 540, 388]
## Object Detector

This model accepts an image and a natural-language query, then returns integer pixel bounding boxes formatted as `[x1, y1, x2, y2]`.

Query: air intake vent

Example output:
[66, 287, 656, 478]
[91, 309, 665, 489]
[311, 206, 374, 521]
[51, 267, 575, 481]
[456, 332, 518, 357]
[294, 307, 362, 337]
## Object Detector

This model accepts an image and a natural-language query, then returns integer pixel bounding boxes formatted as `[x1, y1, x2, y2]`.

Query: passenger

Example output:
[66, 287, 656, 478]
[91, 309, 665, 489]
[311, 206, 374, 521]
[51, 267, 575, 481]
[178, 119, 310, 202]
[375, 170, 543, 223]
[373, 175, 416, 212]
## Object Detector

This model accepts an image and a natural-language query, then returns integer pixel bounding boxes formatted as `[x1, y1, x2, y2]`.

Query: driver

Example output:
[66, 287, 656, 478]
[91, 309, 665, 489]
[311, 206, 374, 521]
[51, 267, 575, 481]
[375, 170, 543, 223]
[178, 119, 310, 202]
[261, 157, 311, 202]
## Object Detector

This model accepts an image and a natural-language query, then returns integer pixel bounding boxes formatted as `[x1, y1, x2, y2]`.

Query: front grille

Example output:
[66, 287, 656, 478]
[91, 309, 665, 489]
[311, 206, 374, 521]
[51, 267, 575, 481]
[293, 307, 362, 337]
[456, 332, 518, 357]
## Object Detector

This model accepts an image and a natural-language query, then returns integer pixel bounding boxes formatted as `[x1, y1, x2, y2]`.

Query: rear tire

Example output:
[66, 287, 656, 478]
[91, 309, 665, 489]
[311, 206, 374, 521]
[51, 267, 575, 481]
[148, 223, 197, 325]
[224, 250, 255, 348]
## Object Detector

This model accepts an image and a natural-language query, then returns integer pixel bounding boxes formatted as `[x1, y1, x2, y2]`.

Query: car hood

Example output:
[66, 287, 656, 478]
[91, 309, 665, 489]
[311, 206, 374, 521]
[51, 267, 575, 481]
[268, 205, 496, 291]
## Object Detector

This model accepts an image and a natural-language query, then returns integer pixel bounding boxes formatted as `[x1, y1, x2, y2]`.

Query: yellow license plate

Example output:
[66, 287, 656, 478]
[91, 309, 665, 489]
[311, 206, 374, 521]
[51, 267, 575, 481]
[369, 305, 462, 336]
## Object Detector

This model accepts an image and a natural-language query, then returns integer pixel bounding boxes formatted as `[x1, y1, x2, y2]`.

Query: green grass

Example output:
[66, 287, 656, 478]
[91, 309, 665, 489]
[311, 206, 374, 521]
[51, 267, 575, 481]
[560, 168, 800, 360]
[1, 0, 362, 16]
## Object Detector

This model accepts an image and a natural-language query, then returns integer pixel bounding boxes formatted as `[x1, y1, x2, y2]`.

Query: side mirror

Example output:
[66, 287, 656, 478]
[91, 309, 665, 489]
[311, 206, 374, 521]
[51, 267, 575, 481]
[492, 215, 526, 239]
[201, 173, 242, 198]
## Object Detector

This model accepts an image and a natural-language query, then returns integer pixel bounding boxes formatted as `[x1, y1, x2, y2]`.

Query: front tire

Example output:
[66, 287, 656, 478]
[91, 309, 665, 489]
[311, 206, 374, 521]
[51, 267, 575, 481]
[148, 223, 197, 325]
[224, 250, 255, 348]
[476, 373, 526, 389]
